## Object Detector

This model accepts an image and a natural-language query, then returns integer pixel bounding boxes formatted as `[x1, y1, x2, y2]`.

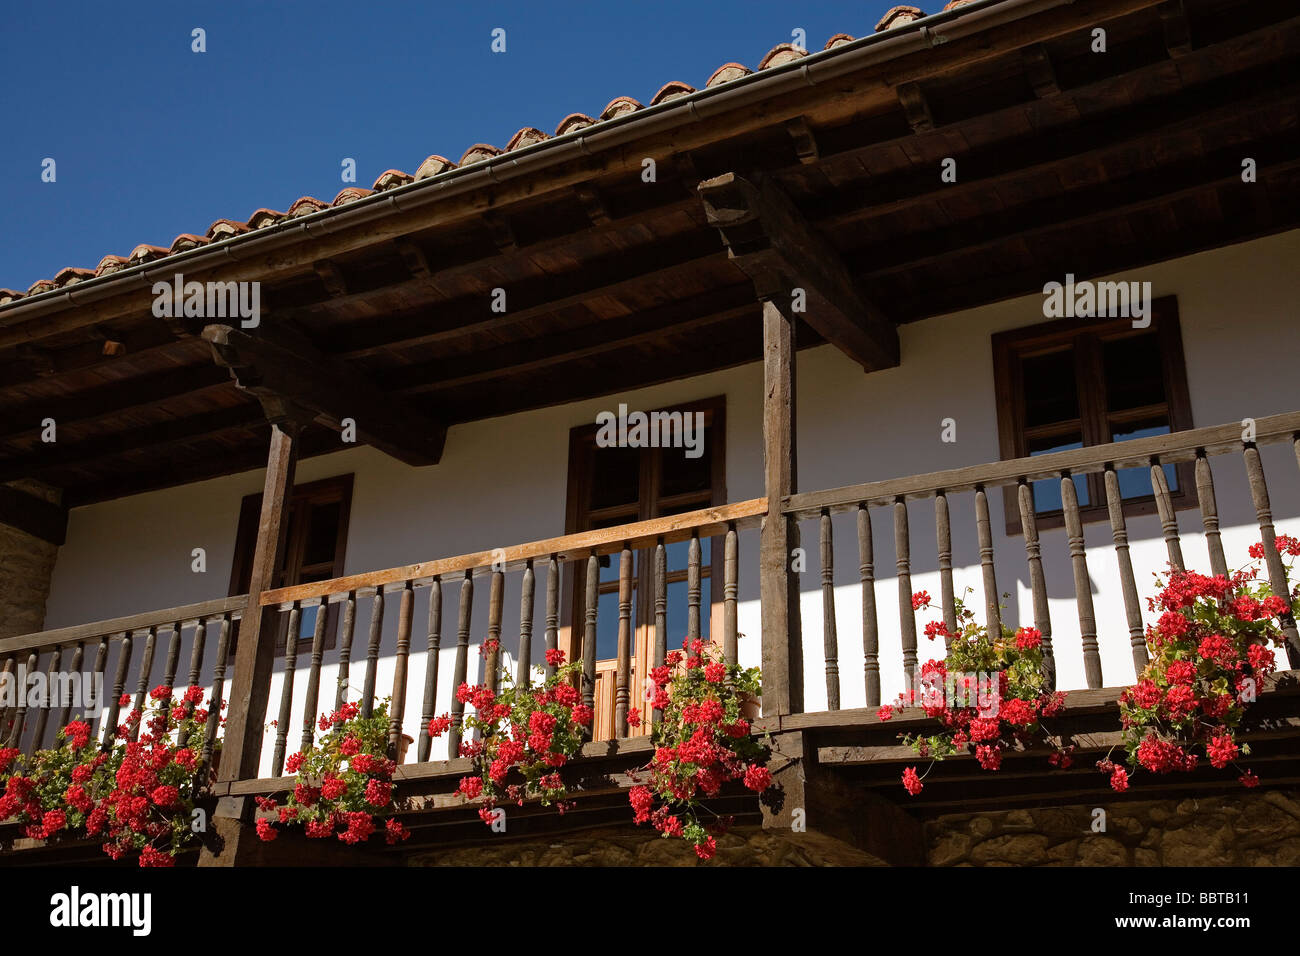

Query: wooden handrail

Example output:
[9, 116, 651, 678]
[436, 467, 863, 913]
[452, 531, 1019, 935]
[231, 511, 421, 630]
[0, 594, 248, 656]
[784, 412, 1300, 519]
[259, 498, 768, 609]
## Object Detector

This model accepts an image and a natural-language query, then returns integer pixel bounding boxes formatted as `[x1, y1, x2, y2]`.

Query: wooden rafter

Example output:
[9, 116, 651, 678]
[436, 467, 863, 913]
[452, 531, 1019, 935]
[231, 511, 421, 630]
[0, 484, 66, 545]
[698, 172, 898, 372]
[202, 323, 446, 466]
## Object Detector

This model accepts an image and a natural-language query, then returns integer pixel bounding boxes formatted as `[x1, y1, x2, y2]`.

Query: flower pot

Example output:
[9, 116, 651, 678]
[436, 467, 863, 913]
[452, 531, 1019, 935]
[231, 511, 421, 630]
[739, 694, 761, 722]
[396, 734, 415, 765]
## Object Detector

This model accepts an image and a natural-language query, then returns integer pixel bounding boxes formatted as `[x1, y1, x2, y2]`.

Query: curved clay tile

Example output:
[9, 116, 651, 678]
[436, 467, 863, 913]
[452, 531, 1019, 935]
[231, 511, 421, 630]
[506, 127, 549, 151]
[413, 156, 455, 181]
[757, 44, 807, 70]
[554, 113, 595, 136]
[650, 81, 695, 105]
[600, 96, 643, 121]
[332, 186, 374, 204]
[54, 267, 94, 287]
[27, 278, 57, 295]
[457, 144, 500, 166]
[128, 244, 169, 263]
[169, 234, 208, 253]
[944, 0, 974, 8]
[372, 169, 414, 190]
[0, 289, 23, 304]
[824, 33, 855, 49]
[246, 209, 287, 230]
[287, 196, 329, 217]
[206, 218, 249, 241]
[706, 62, 752, 87]
[96, 254, 129, 276]
[876, 5, 925, 30]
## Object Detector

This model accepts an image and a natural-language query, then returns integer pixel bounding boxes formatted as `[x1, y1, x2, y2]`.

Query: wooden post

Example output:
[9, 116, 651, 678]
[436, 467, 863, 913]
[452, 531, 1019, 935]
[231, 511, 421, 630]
[759, 299, 802, 716]
[217, 418, 301, 786]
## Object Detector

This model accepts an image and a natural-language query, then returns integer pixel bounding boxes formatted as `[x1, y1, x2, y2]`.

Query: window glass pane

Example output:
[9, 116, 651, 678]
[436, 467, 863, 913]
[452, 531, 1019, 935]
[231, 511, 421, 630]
[589, 445, 640, 510]
[1111, 421, 1178, 499]
[1103, 334, 1166, 413]
[1028, 434, 1088, 511]
[660, 425, 712, 498]
[302, 502, 342, 568]
[1021, 350, 1079, 427]
[596, 591, 621, 660]
[665, 536, 711, 572]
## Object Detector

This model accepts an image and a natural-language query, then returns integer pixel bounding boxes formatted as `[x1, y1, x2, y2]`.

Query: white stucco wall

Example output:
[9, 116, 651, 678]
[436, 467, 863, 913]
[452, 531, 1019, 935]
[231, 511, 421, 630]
[39, 228, 1300, 774]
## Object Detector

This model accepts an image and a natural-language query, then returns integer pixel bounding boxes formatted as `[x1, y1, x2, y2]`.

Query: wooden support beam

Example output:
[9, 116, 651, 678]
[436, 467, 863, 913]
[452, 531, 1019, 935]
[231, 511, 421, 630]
[1160, 0, 1193, 57]
[1021, 43, 1060, 97]
[896, 81, 934, 132]
[573, 185, 612, 226]
[0, 483, 66, 545]
[699, 171, 899, 372]
[481, 212, 518, 253]
[313, 260, 348, 297]
[202, 324, 446, 466]
[393, 237, 433, 279]
[759, 300, 802, 718]
[213, 420, 300, 831]
[783, 117, 820, 165]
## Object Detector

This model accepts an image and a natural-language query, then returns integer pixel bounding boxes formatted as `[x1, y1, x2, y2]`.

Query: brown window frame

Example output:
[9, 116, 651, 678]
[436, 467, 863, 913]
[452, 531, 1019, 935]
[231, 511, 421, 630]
[227, 473, 354, 654]
[991, 297, 1195, 535]
[561, 396, 727, 664]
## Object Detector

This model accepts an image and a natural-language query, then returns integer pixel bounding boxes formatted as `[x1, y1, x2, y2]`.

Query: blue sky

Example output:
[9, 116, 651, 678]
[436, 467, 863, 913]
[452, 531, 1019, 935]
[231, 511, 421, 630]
[0, 0, 901, 292]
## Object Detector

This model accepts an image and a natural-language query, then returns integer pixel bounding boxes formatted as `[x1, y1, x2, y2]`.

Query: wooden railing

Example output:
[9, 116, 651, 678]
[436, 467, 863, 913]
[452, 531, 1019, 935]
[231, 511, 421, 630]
[783, 412, 1300, 707]
[0, 595, 246, 780]
[252, 499, 766, 769]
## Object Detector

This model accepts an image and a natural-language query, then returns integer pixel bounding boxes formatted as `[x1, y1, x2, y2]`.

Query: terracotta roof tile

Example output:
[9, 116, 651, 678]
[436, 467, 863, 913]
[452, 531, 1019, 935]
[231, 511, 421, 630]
[506, 127, 549, 150]
[372, 169, 414, 190]
[5, 6, 998, 299]
[876, 6, 926, 30]
[554, 113, 595, 135]
[757, 43, 807, 70]
[600, 96, 642, 120]
[705, 62, 752, 87]
[650, 81, 695, 105]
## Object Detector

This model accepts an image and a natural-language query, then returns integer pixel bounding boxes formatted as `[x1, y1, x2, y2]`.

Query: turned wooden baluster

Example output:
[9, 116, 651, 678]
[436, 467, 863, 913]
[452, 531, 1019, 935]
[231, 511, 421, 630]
[653, 542, 667, 723]
[544, 556, 560, 680]
[819, 511, 840, 711]
[1103, 468, 1148, 677]
[0, 656, 16, 745]
[360, 590, 385, 718]
[161, 622, 183, 709]
[300, 598, 328, 756]
[270, 602, 302, 777]
[723, 525, 739, 667]
[895, 498, 919, 687]
[88, 636, 109, 741]
[687, 533, 702, 645]
[615, 546, 633, 737]
[934, 492, 957, 652]
[1151, 459, 1185, 572]
[974, 486, 1002, 636]
[388, 581, 414, 761]
[184, 619, 207, 714]
[102, 633, 132, 750]
[334, 591, 357, 720]
[8, 651, 38, 749]
[130, 626, 158, 742]
[31, 646, 62, 749]
[1062, 473, 1103, 688]
[858, 504, 881, 707]
[57, 641, 86, 730]
[200, 614, 232, 782]
[447, 571, 474, 756]
[581, 553, 599, 737]
[1017, 481, 1056, 688]
[517, 560, 535, 687]
[1194, 452, 1229, 579]
[1243, 443, 1300, 666]
[484, 569, 505, 694]
[418, 578, 443, 762]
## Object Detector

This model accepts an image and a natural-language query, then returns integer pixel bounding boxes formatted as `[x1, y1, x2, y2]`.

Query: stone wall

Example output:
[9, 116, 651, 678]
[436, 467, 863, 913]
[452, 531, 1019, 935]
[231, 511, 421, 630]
[0, 481, 60, 639]
[925, 790, 1300, 866]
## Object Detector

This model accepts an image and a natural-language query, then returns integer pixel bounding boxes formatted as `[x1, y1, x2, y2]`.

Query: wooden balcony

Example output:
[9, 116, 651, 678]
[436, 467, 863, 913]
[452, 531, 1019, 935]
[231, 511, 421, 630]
[3, 412, 1299, 863]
